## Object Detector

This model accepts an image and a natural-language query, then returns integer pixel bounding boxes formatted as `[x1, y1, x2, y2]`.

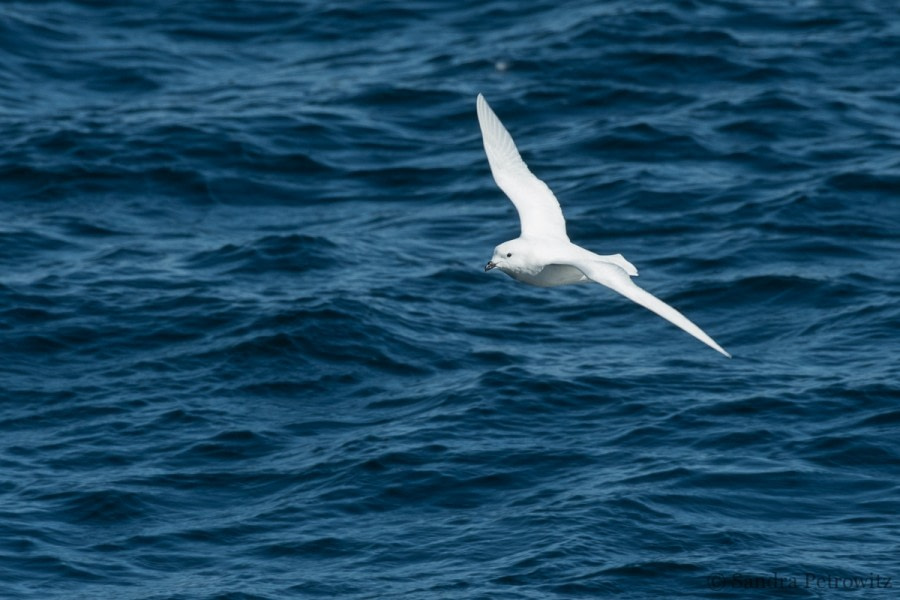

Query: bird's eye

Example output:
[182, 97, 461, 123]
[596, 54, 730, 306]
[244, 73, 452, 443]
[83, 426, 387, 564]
[506, 252, 512, 258]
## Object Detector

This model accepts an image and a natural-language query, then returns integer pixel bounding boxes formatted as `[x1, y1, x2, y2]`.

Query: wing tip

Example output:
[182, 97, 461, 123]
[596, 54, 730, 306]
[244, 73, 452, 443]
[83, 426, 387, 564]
[476, 93, 492, 122]
[475, 93, 522, 166]
[702, 335, 731, 358]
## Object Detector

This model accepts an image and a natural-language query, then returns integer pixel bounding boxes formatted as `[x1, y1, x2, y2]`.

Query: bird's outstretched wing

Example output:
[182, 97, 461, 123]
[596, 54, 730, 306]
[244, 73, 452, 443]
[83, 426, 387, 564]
[476, 94, 569, 242]
[570, 258, 731, 357]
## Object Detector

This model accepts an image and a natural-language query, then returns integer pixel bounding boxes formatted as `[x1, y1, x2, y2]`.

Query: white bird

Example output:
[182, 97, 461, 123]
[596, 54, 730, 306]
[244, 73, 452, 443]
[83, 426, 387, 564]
[477, 93, 730, 358]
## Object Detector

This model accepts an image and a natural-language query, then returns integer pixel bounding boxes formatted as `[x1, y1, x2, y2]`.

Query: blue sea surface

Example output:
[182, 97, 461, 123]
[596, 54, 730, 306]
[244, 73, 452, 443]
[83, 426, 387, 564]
[1, 1, 899, 598]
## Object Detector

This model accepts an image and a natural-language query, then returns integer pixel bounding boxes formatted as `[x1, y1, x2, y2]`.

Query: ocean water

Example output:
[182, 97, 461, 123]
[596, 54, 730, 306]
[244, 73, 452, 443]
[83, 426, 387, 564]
[1, 1, 899, 598]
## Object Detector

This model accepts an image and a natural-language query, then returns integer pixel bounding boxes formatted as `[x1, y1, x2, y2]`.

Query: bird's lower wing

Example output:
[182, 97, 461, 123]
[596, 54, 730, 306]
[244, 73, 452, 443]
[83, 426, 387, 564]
[573, 259, 731, 358]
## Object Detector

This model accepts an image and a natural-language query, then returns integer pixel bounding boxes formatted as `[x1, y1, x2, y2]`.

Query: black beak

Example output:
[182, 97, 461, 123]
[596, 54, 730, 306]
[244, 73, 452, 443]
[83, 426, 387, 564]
[484, 261, 497, 272]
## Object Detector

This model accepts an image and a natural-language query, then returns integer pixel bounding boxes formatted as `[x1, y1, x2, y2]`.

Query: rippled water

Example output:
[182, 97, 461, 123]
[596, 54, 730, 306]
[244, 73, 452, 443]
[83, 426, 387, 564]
[1, 1, 899, 598]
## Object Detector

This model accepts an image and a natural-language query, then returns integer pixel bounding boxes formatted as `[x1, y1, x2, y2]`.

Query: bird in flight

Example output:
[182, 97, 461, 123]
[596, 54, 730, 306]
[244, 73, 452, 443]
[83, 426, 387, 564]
[477, 93, 730, 357]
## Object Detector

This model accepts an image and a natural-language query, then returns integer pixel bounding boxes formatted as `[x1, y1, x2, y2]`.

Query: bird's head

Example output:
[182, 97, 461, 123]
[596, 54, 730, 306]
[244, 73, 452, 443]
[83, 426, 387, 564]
[485, 239, 528, 273]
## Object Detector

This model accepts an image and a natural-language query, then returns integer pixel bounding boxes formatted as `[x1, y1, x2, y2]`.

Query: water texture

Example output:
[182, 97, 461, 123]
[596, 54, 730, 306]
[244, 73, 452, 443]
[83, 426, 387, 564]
[1, 1, 899, 598]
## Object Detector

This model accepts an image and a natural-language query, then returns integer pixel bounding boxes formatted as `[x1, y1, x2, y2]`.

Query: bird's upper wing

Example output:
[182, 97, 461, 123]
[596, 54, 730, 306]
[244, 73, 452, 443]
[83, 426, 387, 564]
[567, 257, 731, 357]
[477, 94, 569, 241]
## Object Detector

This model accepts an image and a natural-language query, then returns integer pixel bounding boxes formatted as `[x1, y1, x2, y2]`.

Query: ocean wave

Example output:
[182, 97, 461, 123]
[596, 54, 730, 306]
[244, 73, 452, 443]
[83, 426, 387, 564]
[1, 0, 898, 598]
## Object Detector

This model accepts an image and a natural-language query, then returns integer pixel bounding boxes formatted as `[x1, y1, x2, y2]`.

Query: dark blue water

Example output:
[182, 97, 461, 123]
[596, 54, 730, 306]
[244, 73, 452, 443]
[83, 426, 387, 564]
[2, 1, 899, 598]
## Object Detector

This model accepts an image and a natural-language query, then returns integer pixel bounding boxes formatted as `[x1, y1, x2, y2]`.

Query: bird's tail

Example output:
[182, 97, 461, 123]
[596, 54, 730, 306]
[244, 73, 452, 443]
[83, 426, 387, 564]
[599, 253, 638, 277]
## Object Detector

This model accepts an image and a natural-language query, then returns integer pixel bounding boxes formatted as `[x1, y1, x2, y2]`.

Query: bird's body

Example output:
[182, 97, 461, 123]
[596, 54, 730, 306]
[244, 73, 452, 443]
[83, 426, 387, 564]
[476, 93, 730, 358]
[492, 238, 631, 287]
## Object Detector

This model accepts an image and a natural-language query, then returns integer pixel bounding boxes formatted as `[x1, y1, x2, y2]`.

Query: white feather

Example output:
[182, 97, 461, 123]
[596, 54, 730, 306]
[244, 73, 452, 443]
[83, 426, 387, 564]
[571, 259, 731, 358]
[476, 94, 569, 241]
